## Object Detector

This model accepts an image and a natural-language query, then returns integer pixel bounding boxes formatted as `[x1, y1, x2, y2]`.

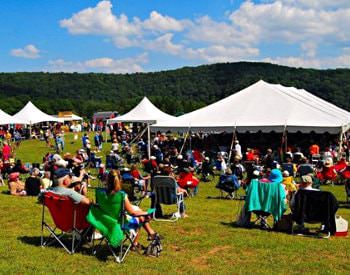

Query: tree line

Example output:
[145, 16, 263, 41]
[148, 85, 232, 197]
[0, 62, 349, 118]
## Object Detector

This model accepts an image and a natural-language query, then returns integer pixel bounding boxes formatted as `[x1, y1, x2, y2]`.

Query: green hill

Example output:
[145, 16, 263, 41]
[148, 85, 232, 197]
[0, 62, 349, 118]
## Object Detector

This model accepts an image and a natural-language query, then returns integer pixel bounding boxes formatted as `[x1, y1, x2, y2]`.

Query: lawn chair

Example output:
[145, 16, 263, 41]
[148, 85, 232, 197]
[281, 163, 294, 177]
[216, 173, 240, 199]
[41, 191, 91, 254]
[244, 179, 287, 229]
[291, 190, 339, 238]
[86, 188, 154, 263]
[122, 177, 144, 206]
[152, 176, 185, 222]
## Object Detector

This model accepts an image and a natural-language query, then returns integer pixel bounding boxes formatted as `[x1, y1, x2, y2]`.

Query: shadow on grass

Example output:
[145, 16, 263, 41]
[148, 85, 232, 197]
[17, 235, 121, 262]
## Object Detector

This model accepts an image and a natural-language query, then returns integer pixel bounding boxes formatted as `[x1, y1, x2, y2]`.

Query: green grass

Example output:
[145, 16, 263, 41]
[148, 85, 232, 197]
[1, 133, 350, 274]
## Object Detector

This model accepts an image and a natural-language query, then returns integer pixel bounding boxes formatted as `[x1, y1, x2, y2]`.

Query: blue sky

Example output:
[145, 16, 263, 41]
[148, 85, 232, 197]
[1, 0, 350, 73]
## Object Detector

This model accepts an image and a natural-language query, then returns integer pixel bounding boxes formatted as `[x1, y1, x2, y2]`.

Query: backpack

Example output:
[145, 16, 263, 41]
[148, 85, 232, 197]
[144, 234, 162, 257]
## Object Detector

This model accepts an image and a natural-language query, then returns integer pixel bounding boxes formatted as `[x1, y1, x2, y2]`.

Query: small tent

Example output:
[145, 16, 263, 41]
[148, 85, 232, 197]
[12, 101, 63, 125]
[107, 97, 175, 158]
[0, 109, 26, 125]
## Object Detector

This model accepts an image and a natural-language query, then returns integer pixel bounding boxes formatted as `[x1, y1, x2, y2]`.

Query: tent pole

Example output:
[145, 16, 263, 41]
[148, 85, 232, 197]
[147, 123, 151, 159]
[338, 125, 344, 159]
[179, 127, 190, 155]
[228, 126, 237, 165]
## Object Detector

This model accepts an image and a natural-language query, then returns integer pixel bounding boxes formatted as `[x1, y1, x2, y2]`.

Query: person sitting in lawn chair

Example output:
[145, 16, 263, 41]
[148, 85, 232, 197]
[216, 168, 240, 199]
[106, 170, 162, 251]
[316, 157, 337, 184]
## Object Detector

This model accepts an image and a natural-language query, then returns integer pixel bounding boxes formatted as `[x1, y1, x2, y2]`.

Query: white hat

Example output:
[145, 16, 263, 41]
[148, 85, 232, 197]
[150, 156, 157, 160]
[282, 170, 289, 177]
[253, 170, 260, 176]
[177, 154, 183, 160]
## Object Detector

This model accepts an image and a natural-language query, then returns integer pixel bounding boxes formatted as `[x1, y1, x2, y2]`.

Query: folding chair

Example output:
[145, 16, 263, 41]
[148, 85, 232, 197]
[291, 190, 339, 238]
[41, 192, 91, 254]
[281, 163, 294, 177]
[87, 188, 152, 263]
[244, 179, 287, 230]
[216, 174, 240, 199]
[152, 176, 185, 222]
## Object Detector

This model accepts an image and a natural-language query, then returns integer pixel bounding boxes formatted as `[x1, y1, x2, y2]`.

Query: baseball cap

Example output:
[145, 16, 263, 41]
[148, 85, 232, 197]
[54, 168, 73, 179]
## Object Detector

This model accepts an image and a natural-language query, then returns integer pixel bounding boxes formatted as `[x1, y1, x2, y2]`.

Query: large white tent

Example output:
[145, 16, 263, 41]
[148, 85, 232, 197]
[12, 101, 63, 125]
[107, 97, 175, 158]
[152, 80, 350, 135]
[0, 109, 26, 125]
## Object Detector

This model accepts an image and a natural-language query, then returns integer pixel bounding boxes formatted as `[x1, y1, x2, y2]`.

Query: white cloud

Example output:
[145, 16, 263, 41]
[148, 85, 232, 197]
[185, 45, 259, 62]
[59, 0, 350, 69]
[261, 54, 350, 69]
[60, 0, 141, 36]
[143, 11, 188, 32]
[46, 53, 148, 73]
[144, 33, 184, 55]
[10, 44, 40, 59]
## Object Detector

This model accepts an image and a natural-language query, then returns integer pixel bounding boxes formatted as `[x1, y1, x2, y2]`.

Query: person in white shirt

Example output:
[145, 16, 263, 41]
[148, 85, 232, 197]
[234, 140, 242, 159]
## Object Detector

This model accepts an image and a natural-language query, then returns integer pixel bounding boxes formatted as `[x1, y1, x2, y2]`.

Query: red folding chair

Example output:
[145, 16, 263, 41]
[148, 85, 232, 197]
[41, 191, 91, 254]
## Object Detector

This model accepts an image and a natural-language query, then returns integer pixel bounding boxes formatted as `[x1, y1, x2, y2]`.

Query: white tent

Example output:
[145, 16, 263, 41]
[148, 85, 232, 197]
[0, 109, 26, 125]
[107, 97, 174, 124]
[152, 80, 350, 134]
[12, 101, 63, 125]
[107, 97, 175, 158]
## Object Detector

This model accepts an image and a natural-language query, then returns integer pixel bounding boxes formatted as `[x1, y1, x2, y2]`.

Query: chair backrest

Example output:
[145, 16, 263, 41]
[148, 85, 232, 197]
[153, 176, 178, 205]
[282, 163, 294, 176]
[43, 191, 90, 232]
[245, 179, 287, 222]
[292, 189, 338, 233]
[298, 164, 313, 176]
[86, 188, 125, 247]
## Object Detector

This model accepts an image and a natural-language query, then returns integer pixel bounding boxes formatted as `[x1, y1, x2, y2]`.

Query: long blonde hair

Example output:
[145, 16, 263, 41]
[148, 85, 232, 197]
[107, 170, 122, 194]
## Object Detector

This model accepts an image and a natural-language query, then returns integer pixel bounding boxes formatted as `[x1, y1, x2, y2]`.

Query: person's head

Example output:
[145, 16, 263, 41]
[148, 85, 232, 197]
[301, 175, 313, 187]
[324, 157, 333, 167]
[9, 172, 20, 182]
[130, 164, 137, 171]
[54, 168, 73, 187]
[282, 170, 289, 177]
[31, 168, 40, 177]
[267, 148, 272, 154]
[225, 168, 232, 175]
[106, 170, 122, 194]
[235, 140, 239, 144]
[268, 169, 283, 183]
[44, 171, 51, 179]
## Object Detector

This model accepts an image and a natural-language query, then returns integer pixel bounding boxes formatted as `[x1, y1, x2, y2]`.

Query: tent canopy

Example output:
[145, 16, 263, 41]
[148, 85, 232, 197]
[0, 109, 26, 125]
[12, 101, 63, 124]
[152, 80, 350, 134]
[107, 97, 174, 124]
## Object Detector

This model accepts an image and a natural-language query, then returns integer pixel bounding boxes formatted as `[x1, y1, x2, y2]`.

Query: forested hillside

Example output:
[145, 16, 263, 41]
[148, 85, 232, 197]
[0, 62, 349, 118]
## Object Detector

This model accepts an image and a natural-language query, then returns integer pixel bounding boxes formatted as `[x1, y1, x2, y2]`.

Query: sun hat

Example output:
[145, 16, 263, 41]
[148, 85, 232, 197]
[282, 170, 290, 177]
[150, 156, 157, 160]
[324, 157, 333, 167]
[268, 169, 283, 183]
[9, 172, 20, 181]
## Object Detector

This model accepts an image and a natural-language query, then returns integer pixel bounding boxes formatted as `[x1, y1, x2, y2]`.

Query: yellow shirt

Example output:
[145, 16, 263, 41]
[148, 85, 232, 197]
[282, 176, 297, 192]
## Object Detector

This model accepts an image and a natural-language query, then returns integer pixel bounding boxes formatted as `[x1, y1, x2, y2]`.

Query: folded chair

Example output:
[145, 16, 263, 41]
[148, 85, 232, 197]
[291, 189, 339, 238]
[152, 176, 185, 222]
[86, 188, 154, 263]
[41, 191, 91, 254]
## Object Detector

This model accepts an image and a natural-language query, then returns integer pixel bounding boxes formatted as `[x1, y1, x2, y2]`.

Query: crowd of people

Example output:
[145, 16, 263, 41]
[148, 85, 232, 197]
[1, 122, 349, 251]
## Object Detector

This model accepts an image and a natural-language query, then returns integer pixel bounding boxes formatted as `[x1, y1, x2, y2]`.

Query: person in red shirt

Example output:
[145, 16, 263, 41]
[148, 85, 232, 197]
[309, 143, 320, 156]
[2, 141, 11, 161]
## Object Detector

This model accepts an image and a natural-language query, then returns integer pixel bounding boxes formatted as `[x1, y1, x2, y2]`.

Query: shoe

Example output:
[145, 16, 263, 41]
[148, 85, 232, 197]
[147, 233, 164, 241]
[131, 243, 145, 252]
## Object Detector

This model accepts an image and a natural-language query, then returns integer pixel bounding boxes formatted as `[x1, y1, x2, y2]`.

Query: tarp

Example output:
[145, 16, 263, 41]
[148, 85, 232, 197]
[107, 97, 174, 124]
[152, 80, 350, 134]
[12, 101, 63, 124]
[0, 109, 26, 125]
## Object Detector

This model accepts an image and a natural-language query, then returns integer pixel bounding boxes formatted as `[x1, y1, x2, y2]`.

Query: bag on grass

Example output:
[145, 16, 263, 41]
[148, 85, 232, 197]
[144, 234, 162, 257]
[273, 214, 293, 233]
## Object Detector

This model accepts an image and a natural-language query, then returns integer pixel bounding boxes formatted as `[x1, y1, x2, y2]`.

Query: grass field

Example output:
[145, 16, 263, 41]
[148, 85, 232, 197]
[1, 133, 350, 274]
